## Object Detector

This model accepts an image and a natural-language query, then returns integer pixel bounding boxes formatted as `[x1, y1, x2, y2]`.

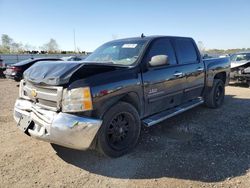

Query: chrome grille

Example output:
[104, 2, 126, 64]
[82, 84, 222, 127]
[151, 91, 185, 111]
[20, 80, 63, 111]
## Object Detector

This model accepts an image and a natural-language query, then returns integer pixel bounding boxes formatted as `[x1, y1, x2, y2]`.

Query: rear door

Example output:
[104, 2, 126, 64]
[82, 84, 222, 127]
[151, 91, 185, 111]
[142, 38, 186, 117]
[173, 38, 205, 102]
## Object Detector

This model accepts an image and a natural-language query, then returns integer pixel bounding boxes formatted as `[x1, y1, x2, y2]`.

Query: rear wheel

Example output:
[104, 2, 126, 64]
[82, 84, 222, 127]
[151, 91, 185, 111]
[205, 79, 225, 108]
[97, 102, 141, 158]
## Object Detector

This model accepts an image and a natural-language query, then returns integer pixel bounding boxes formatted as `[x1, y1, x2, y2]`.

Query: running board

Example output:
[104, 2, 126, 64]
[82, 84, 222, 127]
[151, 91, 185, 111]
[143, 98, 204, 127]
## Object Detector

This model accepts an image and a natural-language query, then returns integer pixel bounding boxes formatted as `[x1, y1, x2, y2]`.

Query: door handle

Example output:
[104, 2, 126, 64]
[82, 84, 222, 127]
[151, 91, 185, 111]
[173, 72, 184, 77]
[197, 67, 204, 71]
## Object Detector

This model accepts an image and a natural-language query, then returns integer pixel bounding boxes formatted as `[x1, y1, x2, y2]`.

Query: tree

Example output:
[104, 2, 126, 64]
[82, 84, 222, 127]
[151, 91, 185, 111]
[0, 34, 25, 53]
[42, 38, 59, 53]
[24, 43, 33, 51]
[11, 42, 23, 53]
[0, 34, 13, 53]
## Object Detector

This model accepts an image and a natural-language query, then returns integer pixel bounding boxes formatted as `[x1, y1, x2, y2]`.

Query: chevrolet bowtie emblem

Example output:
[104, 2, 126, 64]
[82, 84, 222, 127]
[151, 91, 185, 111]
[31, 89, 37, 98]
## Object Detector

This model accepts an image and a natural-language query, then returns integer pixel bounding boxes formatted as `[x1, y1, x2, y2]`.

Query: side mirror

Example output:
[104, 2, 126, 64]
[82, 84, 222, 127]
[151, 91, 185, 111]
[149, 55, 169, 67]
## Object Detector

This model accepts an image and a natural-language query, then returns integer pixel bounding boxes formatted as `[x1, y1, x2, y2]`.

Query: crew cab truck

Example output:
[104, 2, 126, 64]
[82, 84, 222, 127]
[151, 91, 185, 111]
[14, 36, 230, 157]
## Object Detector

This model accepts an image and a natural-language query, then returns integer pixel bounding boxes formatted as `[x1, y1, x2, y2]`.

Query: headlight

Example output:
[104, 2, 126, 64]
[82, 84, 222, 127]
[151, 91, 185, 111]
[19, 80, 25, 98]
[19, 80, 32, 100]
[62, 87, 93, 112]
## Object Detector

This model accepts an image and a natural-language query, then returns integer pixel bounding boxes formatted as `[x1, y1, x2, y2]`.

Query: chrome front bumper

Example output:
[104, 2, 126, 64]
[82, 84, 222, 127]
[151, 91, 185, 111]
[14, 99, 102, 150]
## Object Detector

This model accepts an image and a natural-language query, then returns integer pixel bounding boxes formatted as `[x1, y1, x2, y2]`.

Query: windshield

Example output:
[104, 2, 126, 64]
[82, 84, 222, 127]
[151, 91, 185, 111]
[84, 40, 147, 66]
[231, 53, 250, 62]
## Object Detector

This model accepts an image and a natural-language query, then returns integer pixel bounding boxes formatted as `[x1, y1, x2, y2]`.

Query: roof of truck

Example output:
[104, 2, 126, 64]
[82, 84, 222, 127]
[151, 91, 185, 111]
[110, 35, 193, 43]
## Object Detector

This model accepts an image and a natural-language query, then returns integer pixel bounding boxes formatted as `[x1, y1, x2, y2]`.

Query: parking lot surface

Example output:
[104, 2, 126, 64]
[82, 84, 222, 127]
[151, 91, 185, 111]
[0, 79, 250, 188]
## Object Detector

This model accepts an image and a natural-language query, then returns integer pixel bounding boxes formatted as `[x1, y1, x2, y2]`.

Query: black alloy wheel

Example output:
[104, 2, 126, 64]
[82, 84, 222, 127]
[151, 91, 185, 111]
[97, 102, 141, 158]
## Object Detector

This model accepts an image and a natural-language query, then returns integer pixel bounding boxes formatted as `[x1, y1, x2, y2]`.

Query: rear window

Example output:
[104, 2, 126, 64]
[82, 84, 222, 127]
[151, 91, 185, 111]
[174, 39, 198, 64]
[35, 59, 61, 62]
[14, 59, 33, 66]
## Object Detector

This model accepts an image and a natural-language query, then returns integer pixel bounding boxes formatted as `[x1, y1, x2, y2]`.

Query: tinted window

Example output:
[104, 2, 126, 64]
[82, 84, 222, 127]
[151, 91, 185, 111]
[14, 59, 34, 66]
[174, 39, 198, 64]
[231, 53, 250, 62]
[146, 38, 177, 65]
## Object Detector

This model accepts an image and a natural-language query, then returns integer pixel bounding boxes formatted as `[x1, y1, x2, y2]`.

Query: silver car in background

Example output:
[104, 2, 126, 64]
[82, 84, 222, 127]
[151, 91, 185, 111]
[230, 52, 250, 87]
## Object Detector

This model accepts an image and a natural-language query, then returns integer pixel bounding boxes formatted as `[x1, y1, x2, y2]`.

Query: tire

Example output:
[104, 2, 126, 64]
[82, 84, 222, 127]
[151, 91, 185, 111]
[205, 79, 225, 108]
[247, 81, 250, 88]
[14, 74, 22, 82]
[97, 102, 141, 158]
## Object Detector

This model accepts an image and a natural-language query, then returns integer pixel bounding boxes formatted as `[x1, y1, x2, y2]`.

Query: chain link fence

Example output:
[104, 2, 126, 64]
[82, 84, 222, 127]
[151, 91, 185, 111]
[0, 54, 87, 66]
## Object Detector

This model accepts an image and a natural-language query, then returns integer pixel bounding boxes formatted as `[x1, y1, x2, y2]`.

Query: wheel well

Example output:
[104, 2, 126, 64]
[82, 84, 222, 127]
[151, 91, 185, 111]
[93, 92, 142, 119]
[214, 72, 226, 84]
[120, 92, 141, 116]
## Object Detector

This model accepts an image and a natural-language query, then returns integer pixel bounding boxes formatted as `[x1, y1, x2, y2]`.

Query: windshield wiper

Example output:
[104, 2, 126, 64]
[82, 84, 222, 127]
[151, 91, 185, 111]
[83, 60, 115, 64]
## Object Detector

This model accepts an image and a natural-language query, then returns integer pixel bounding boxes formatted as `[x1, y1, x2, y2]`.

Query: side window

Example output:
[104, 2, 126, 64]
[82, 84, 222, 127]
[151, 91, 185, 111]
[174, 39, 198, 64]
[146, 38, 177, 66]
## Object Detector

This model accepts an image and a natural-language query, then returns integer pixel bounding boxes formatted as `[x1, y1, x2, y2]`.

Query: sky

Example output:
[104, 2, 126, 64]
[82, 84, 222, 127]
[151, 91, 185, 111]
[0, 0, 250, 51]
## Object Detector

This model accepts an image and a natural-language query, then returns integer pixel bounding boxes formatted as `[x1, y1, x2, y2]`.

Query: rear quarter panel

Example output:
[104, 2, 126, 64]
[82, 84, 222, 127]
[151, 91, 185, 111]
[204, 57, 230, 87]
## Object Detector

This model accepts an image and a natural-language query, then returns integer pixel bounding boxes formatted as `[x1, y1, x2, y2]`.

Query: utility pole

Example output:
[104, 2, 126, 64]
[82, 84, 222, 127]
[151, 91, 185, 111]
[73, 29, 76, 53]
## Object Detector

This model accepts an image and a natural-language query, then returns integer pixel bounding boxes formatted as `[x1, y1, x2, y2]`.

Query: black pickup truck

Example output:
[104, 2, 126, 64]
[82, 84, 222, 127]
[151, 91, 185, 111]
[14, 36, 230, 157]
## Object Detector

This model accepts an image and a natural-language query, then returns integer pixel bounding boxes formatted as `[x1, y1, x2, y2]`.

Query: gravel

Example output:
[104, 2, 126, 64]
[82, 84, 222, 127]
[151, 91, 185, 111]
[0, 79, 250, 188]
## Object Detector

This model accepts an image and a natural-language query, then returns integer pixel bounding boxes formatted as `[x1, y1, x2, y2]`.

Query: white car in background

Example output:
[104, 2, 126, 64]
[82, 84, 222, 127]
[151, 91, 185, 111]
[230, 52, 250, 87]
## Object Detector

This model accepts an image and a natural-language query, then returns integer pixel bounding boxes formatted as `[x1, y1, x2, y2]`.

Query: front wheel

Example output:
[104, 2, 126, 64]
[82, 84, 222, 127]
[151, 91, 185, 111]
[205, 79, 225, 108]
[97, 102, 141, 158]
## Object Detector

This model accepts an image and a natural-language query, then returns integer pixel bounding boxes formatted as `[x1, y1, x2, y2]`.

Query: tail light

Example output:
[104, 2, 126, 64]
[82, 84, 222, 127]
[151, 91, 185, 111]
[10, 66, 22, 72]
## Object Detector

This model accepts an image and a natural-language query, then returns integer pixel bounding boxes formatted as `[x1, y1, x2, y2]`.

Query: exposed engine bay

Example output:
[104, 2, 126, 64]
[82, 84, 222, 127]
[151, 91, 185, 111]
[230, 53, 250, 87]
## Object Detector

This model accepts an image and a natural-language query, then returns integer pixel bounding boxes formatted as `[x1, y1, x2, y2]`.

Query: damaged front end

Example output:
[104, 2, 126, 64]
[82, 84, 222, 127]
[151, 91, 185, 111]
[14, 80, 102, 150]
[230, 61, 250, 87]
[14, 60, 125, 150]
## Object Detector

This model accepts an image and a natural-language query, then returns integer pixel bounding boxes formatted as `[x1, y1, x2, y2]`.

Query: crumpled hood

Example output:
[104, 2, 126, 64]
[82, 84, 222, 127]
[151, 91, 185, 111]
[23, 61, 124, 86]
[23, 61, 84, 85]
[231, 60, 250, 68]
